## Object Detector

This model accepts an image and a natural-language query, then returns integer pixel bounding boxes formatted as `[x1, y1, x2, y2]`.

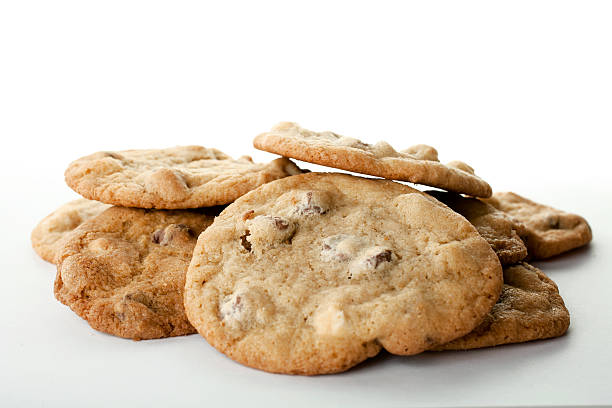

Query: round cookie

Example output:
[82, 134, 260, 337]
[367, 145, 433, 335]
[426, 191, 528, 265]
[55, 206, 220, 340]
[65, 146, 302, 209]
[433, 263, 569, 350]
[184, 172, 502, 375]
[483, 192, 592, 259]
[253, 122, 492, 198]
[31, 199, 110, 263]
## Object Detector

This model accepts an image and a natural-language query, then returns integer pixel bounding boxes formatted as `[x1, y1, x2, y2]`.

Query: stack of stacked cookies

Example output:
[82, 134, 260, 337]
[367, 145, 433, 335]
[32, 122, 592, 375]
[32, 147, 301, 339]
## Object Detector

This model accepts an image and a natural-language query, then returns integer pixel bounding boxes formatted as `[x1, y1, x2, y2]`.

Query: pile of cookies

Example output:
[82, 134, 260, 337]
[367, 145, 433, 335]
[31, 122, 592, 375]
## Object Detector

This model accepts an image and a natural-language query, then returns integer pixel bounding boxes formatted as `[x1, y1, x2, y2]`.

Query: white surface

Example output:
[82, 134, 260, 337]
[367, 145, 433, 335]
[1, 1, 611, 407]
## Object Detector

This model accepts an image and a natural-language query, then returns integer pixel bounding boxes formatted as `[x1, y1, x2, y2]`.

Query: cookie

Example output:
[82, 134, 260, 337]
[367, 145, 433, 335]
[426, 191, 528, 265]
[31, 199, 110, 263]
[484, 192, 592, 259]
[433, 263, 569, 350]
[253, 122, 492, 198]
[65, 146, 302, 209]
[184, 172, 502, 375]
[54, 206, 219, 340]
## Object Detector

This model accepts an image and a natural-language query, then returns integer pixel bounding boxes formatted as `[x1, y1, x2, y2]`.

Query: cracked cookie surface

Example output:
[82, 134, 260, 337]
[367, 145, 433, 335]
[184, 172, 502, 375]
[253, 122, 492, 198]
[31, 199, 110, 263]
[484, 192, 592, 259]
[433, 263, 569, 350]
[426, 191, 528, 265]
[65, 146, 302, 209]
[54, 206, 219, 340]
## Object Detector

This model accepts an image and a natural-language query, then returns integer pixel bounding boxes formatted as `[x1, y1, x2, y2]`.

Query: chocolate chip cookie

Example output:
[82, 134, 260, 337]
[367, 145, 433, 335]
[55, 206, 219, 340]
[31, 199, 110, 263]
[426, 191, 528, 265]
[484, 192, 592, 259]
[184, 172, 502, 375]
[253, 122, 492, 197]
[65, 146, 302, 209]
[433, 263, 570, 350]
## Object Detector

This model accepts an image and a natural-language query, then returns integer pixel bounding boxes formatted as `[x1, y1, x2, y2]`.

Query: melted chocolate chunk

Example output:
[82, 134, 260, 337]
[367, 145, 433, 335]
[371, 250, 392, 268]
[151, 229, 165, 244]
[274, 217, 290, 230]
[151, 224, 193, 246]
[240, 231, 252, 252]
[547, 215, 561, 229]
[297, 191, 328, 215]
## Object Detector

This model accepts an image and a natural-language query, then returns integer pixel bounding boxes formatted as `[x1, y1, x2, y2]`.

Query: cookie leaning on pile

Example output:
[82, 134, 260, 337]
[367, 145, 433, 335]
[253, 122, 492, 198]
[31, 124, 592, 374]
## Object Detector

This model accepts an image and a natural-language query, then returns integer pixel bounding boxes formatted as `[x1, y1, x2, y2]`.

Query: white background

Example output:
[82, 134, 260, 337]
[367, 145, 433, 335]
[1, 1, 611, 407]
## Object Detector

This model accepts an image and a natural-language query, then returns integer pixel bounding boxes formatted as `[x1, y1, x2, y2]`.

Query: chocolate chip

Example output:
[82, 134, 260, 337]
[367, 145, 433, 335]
[302, 192, 326, 215]
[242, 215, 296, 253]
[351, 248, 394, 277]
[296, 191, 329, 215]
[151, 224, 193, 246]
[274, 217, 289, 230]
[240, 230, 252, 252]
[548, 215, 561, 229]
[371, 250, 392, 268]
[151, 229, 165, 244]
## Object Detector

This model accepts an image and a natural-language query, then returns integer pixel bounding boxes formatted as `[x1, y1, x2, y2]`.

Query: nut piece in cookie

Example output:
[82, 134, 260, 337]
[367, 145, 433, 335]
[483, 192, 592, 259]
[65, 146, 302, 209]
[253, 122, 492, 197]
[426, 191, 528, 265]
[54, 206, 218, 340]
[184, 172, 502, 375]
[433, 263, 570, 350]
